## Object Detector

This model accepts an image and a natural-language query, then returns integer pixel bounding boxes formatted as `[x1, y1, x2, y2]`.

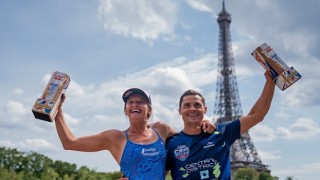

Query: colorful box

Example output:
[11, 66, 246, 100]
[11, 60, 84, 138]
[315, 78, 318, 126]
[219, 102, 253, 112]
[32, 71, 70, 122]
[251, 43, 302, 91]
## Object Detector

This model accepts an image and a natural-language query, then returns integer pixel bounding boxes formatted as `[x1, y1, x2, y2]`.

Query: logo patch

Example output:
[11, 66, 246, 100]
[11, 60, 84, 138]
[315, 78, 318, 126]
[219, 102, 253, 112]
[124, 91, 133, 98]
[200, 170, 209, 179]
[203, 141, 215, 148]
[141, 147, 159, 156]
[174, 145, 189, 161]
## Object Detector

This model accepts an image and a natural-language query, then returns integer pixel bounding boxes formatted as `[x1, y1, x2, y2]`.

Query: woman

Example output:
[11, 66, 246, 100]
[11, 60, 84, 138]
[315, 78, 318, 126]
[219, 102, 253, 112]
[54, 88, 215, 179]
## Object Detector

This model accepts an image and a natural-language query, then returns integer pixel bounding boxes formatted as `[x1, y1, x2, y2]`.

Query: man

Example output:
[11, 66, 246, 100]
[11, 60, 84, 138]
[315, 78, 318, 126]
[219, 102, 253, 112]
[166, 71, 275, 179]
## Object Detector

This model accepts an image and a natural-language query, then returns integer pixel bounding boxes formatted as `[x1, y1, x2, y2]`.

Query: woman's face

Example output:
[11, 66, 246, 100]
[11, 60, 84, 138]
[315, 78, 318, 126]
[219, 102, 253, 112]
[125, 94, 151, 121]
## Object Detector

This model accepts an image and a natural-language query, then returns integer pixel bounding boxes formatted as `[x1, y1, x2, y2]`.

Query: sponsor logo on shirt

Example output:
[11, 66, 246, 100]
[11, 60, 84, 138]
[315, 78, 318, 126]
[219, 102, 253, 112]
[200, 170, 209, 179]
[174, 145, 189, 161]
[179, 158, 221, 179]
[141, 147, 160, 156]
[203, 141, 215, 149]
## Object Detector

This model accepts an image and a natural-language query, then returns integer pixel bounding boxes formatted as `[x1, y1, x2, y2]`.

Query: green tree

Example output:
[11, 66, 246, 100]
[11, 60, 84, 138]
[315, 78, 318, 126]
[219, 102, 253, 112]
[76, 166, 94, 180]
[40, 167, 59, 180]
[103, 171, 123, 180]
[285, 176, 296, 180]
[0, 146, 123, 180]
[234, 168, 259, 180]
[259, 171, 275, 180]
[52, 160, 77, 178]
[0, 147, 23, 172]
[25, 152, 54, 176]
[0, 167, 24, 180]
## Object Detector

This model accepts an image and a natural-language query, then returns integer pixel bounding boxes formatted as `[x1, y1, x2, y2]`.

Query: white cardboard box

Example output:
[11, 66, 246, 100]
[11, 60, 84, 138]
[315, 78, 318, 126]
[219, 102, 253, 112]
[32, 71, 70, 122]
[251, 43, 302, 91]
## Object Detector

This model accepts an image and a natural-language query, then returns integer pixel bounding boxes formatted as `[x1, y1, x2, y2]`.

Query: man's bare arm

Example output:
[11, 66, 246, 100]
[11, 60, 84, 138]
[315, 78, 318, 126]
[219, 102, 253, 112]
[240, 71, 276, 134]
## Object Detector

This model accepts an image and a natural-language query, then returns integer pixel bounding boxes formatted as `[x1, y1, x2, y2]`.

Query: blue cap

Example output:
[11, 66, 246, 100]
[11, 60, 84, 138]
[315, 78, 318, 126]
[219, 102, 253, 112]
[122, 88, 151, 106]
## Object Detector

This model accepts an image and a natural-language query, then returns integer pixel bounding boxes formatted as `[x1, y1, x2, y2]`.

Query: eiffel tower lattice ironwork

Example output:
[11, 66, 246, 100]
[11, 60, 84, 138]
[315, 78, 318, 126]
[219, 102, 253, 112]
[213, 1, 270, 176]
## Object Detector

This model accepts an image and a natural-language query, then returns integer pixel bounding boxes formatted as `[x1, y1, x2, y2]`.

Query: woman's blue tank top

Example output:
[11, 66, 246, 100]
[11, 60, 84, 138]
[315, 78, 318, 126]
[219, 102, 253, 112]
[120, 128, 166, 180]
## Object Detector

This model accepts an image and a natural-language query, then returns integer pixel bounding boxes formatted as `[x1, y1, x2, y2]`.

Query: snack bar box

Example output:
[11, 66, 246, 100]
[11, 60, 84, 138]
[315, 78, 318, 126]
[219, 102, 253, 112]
[32, 71, 70, 122]
[251, 43, 302, 91]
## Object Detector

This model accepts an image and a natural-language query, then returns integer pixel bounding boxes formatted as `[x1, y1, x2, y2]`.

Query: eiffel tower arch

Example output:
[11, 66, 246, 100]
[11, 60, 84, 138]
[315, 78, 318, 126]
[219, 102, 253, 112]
[213, 1, 270, 178]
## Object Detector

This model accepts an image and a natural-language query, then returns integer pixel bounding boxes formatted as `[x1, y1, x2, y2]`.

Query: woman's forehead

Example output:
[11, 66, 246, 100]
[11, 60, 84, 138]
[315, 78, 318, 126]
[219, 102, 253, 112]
[127, 94, 146, 101]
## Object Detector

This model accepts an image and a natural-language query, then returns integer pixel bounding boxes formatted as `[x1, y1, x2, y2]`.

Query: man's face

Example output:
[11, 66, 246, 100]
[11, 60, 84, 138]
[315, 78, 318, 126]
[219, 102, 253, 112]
[179, 95, 207, 125]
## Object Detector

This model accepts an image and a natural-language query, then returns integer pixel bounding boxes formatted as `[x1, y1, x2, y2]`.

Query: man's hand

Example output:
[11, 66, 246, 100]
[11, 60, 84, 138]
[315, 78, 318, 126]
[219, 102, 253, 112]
[200, 119, 216, 133]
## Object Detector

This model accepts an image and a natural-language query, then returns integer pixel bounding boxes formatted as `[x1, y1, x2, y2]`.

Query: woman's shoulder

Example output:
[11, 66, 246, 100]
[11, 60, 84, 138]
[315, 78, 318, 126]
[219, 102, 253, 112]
[149, 121, 169, 132]
[150, 121, 177, 139]
[101, 129, 126, 140]
[151, 121, 167, 127]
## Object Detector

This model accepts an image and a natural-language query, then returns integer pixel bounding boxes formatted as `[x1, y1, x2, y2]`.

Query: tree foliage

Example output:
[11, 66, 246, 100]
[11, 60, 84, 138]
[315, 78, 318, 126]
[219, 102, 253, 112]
[234, 168, 259, 180]
[0, 146, 296, 180]
[0, 146, 122, 179]
[234, 168, 284, 180]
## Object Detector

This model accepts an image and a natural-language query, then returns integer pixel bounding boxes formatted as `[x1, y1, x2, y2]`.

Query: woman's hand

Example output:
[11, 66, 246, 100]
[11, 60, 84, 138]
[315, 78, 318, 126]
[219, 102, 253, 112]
[200, 119, 216, 133]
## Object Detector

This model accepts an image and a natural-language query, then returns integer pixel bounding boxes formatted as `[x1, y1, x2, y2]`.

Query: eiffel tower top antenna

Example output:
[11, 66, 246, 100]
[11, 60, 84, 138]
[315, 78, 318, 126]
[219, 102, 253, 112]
[222, 0, 225, 11]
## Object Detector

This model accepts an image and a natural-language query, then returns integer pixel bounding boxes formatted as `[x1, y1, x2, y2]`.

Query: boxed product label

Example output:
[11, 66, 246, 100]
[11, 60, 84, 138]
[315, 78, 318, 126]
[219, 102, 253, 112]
[32, 71, 70, 122]
[251, 43, 302, 91]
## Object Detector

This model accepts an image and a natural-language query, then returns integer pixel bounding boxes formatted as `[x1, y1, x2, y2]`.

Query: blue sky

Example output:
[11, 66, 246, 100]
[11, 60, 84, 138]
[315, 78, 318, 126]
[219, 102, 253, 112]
[1, 0, 320, 179]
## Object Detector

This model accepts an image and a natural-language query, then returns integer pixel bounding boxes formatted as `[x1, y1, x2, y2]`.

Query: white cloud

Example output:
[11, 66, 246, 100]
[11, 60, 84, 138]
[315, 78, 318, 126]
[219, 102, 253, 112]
[68, 80, 85, 97]
[250, 124, 277, 142]
[178, 54, 217, 87]
[19, 139, 58, 152]
[81, 54, 214, 107]
[0, 140, 14, 147]
[0, 99, 54, 134]
[281, 30, 319, 57]
[258, 150, 281, 161]
[303, 162, 320, 170]
[63, 113, 80, 126]
[41, 72, 85, 97]
[50, 54, 218, 132]
[98, 0, 177, 43]
[42, 73, 52, 84]
[229, 0, 320, 110]
[13, 88, 24, 95]
[5, 100, 26, 116]
[0, 139, 58, 153]
[92, 114, 129, 130]
[186, 0, 212, 13]
[149, 67, 193, 96]
[5, 100, 27, 123]
[277, 118, 320, 140]
[275, 110, 290, 119]
[273, 162, 320, 180]
[280, 63, 320, 108]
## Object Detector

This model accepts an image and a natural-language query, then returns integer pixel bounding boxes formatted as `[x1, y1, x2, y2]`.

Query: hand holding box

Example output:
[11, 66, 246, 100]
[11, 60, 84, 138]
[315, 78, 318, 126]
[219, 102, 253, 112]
[251, 43, 302, 91]
[32, 71, 70, 122]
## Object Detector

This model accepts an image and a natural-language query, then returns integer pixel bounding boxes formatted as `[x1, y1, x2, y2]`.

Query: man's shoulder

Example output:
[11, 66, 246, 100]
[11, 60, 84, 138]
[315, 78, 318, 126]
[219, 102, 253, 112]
[165, 131, 184, 144]
[167, 131, 183, 139]
[216, 119, 240, 132]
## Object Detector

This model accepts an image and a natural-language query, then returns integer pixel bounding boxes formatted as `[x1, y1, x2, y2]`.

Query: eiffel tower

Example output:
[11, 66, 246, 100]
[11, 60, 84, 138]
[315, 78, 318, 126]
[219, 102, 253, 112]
[213, 0, 270, 177]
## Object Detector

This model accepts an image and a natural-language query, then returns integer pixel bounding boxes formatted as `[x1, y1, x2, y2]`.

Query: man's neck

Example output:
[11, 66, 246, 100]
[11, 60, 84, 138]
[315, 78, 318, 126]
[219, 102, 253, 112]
[183, 126, 202, 135]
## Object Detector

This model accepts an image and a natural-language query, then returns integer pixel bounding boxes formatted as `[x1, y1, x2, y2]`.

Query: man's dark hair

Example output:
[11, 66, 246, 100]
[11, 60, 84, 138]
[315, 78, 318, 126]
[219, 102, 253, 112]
[179, 89, 206, 109]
